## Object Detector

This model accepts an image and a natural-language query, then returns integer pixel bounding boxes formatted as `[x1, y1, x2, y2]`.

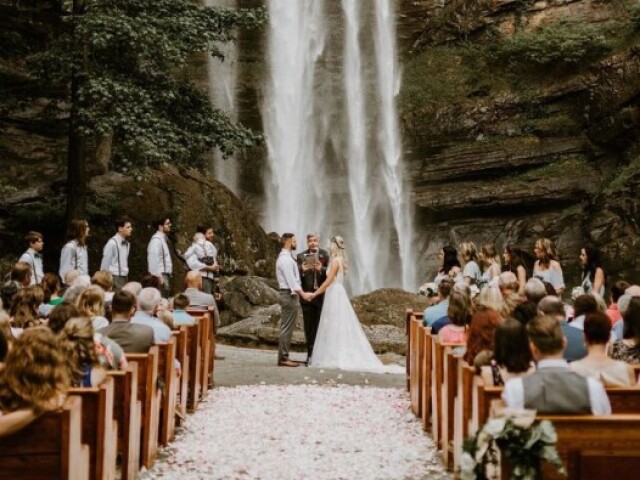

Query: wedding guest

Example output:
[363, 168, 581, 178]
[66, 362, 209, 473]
[10, 262, 32, 290]
[479, 319, 533, 386]
[92, 271, 115, 307]
[579, 245, 605, 297]
[463, 304, 502, 366]
[183, 271, 216, 308]
[42, 273, 63, 307]
[502, 315, 611, 415]
[532, 237, 564, 296]
[538, 295, 586, 362]
[524, 277, 546, 305]
[9, 287, 40, 332]
[434, 245, 461, 285]
[131, 287, 172, 343]
[47, 303, 81, 334]
[62, 270, 81, 290]
[571, 312, 635, 386]
[610, 297, 640, 364]
[568, 294, 599, 331]
[18, 231, 44, 286]
[606, 280, 629, 325]
[478, 243, 501, 286]
[100, 217, 132, 292]
[187, 226, 220, 295]
[0, 311, 13, 352]
[121, 281, 142, 298]
[436, 289, 472, 343]
[99, 291, 154, 354]
[502, 245, 528, 294]
[140, 273, 162, 290]
[76, 285, 109, 330]
[58, 317, 107, 387]
[498, 272, 520, 297]
[0, 328, 70, 415]
[459, 242, 481, 286]
[422, 279, 453, 327]
[147, 216, 173, 297]
[501, 292, 523, 319]
[59, 219, 90, 281]
[171, 294, 196, 327]
[476, 286, 504, 313]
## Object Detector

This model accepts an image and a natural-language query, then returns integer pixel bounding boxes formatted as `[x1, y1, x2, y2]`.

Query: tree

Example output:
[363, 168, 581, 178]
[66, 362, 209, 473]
[27, 0, 266, 221]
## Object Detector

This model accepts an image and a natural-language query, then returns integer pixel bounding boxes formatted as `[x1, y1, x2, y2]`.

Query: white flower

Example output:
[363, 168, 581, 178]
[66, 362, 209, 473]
[539, 420, 558, 444]
[459, 452, 477, 478]
[483, 418, 506, 438]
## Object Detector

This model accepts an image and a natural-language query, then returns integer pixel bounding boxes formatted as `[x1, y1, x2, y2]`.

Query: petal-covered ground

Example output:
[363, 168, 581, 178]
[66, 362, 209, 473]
[140, 384, 449, 480]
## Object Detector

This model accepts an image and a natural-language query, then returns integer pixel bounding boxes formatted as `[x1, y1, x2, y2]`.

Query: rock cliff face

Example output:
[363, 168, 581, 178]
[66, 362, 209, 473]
[399, 0, 640, 286]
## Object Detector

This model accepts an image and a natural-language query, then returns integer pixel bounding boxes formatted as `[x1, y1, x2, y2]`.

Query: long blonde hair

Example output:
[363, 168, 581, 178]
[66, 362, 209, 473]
[76, 285, 105, 317]
[329, 236, 349, 273]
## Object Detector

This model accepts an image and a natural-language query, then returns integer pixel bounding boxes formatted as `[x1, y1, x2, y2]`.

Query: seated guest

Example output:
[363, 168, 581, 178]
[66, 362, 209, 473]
[62, 269, 81, 291]
[9, 287, 41, 333]
[0, 328, 70, 426]
[47, 303, 81, 334]
[99, 291, 154, 353]
[91, 271, 115, 303]
[571, 312, 635, 386]
[42, 273, 64, 307]
[463, 304, 502, 366]
[10, 262, 32, 290]
[501, 292, 523, 319]
[58, 317, 107, 387]
[431, 287, 471, 334]
[76, 285, 109, 330]
[568, 294, 599, 330]
[0, 311, 13, 353]
[502, 315, 611, 415]
[140, 273, 162, 291]
[121, 281, 142, 298]
[0, 328, 7, 369]
[512, 300, 538, 326]
[422, 279, 453, 327]
[498, 271, 520, 298]
[611, 296, 640, 364]
[538, 295, 586, 362]
[436, 289, 472, 343]
[479, 318, 533, 386]
[171, 294, 196, 326]
[184, 271, 216, 307]
[131, 287, 172, 342]
[524, 277, 546, 306]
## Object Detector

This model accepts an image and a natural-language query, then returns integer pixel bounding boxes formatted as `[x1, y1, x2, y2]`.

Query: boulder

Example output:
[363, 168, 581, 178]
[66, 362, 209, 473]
[351, 288, 431, 328]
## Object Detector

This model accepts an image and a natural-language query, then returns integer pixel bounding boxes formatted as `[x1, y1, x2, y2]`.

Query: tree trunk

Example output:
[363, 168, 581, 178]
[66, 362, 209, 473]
[65, 0, 87, 223]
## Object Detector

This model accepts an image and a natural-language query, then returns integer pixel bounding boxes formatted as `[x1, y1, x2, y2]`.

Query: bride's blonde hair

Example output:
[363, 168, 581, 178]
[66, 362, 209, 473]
[329, 236, 349, 273]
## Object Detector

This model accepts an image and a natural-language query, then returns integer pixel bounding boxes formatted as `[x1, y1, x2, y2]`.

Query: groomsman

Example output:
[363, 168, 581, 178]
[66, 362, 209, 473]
[100, 217, 133, 292]
[19, 231, 44, 286]
[147, 216, 173, 297]
[59, 219, 90, 282]
[193, 225, 220, 295]
[296, 233, 329, 362]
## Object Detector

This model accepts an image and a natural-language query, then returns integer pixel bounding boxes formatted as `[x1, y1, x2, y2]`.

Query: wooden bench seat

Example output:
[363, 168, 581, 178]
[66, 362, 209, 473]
[126, 346, 161, 469]
[106, 364, 141, 480]
[156, 337, 179, 446]
[183, 322, 201, 412]
[172, 326, 189, 423]
[0, 395, 90, 480]
[186, 308, 214, 396]
[67, 377, 118, 480]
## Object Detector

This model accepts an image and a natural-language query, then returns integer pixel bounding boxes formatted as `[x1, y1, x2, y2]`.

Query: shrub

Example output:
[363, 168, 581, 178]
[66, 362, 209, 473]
[486, 20, 613, 68]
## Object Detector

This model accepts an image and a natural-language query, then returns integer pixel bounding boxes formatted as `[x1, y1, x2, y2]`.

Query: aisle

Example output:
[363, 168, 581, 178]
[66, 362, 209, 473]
[139, 384, 448, 480]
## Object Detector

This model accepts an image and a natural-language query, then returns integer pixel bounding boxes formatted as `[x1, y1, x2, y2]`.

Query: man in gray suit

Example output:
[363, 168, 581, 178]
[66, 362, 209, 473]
[99, 290, 154, 353]
[183, 270, 216, 308]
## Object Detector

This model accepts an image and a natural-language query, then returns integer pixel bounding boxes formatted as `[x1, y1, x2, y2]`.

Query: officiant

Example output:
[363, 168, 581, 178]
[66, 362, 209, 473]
[297, 233, 329, 363]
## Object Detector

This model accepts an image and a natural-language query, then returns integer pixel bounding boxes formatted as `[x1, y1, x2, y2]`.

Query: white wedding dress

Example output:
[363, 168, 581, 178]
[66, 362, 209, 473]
[310, 264, 404, 374]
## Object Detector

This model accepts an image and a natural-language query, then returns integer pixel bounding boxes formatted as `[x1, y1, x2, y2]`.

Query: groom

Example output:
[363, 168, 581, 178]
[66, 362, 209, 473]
[297, 233, 329, 363]
[276, 233, 312, 367]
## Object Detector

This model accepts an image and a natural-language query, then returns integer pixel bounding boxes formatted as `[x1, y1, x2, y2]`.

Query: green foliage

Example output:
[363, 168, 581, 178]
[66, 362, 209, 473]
[486, 20, 613, 68]
[27, 0, 266, 170]
[606, 156, 640, 192]
[631, 1, 640, 30]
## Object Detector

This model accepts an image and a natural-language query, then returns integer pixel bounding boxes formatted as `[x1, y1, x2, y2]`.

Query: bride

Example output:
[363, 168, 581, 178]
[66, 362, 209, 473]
[309, 236, 403, 374]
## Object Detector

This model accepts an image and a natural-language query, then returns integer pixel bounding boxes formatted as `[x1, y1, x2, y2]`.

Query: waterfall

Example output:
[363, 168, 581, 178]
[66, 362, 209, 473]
[263, 0, 415, 294]
[206, 0, 239, 193]
[372, 0, 416, 291]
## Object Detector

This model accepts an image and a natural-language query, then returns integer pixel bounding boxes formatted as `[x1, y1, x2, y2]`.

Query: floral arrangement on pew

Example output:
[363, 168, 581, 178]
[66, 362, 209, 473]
[460, 409, 566, 480]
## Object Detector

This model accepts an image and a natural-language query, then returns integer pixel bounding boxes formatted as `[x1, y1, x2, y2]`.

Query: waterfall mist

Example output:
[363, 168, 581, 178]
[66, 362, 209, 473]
[263, 0, 415, 295]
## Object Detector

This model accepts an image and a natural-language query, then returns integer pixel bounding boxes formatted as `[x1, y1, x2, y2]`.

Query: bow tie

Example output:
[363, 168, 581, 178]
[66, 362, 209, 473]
[121, 240, 129, 246]
[34, 253, 42, 259]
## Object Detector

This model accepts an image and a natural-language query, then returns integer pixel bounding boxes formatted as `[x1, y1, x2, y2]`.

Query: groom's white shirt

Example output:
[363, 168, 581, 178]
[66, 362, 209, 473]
[276, 249, 302, 294]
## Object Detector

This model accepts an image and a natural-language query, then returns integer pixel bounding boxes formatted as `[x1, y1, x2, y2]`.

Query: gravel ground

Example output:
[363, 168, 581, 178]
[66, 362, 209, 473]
[137, 345, 451, 480]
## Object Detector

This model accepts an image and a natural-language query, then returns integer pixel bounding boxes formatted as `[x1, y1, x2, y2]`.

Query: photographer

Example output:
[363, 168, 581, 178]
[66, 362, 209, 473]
[185, 229, 219, 295]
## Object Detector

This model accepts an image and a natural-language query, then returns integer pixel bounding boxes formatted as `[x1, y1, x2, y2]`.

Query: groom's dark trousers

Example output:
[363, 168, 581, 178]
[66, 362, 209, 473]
[297, 248, 329, 360]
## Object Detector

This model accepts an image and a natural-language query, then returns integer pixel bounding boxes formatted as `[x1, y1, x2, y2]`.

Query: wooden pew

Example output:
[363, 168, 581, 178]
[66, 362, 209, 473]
[187, 307, 214, 398]
[632, 364, 640, 382]
[420, 327, 433, 432]
[183, 322, 201, 412]
[431, 339, 464, 450]
[409, 314, 423, 416]
[67, 377, 118, 480]
[156, 337, 179, 446]
[0, 396, 90, 480]
[172, 326, 189, 422]
[106, 365, 141, 480]
[502, 415, 640, 479]
[126, 346, 161, 469]
[405, 308, 413, 391]
[441, 347, 463, 470]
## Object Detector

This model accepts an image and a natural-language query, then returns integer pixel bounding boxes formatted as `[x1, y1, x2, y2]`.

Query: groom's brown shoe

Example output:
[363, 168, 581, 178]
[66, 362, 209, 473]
[278, 359, 299, 367]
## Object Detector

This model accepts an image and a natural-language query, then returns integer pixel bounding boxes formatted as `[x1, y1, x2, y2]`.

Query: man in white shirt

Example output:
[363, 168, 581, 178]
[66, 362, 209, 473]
[147, 217, 173, 297]
[100, 217, 133, 292]
[276, 233, 312, 367]
[131, 287, 173, 343]
[19, 231, 44, 286]
[197, 225, 219, 295]
[502, 315, 611, 415]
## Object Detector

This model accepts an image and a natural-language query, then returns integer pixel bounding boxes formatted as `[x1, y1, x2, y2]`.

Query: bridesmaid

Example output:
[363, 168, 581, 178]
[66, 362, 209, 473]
[503, 245, 528, 294]
[579, 245, 605, 297]
[532, 237, 565, 296]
